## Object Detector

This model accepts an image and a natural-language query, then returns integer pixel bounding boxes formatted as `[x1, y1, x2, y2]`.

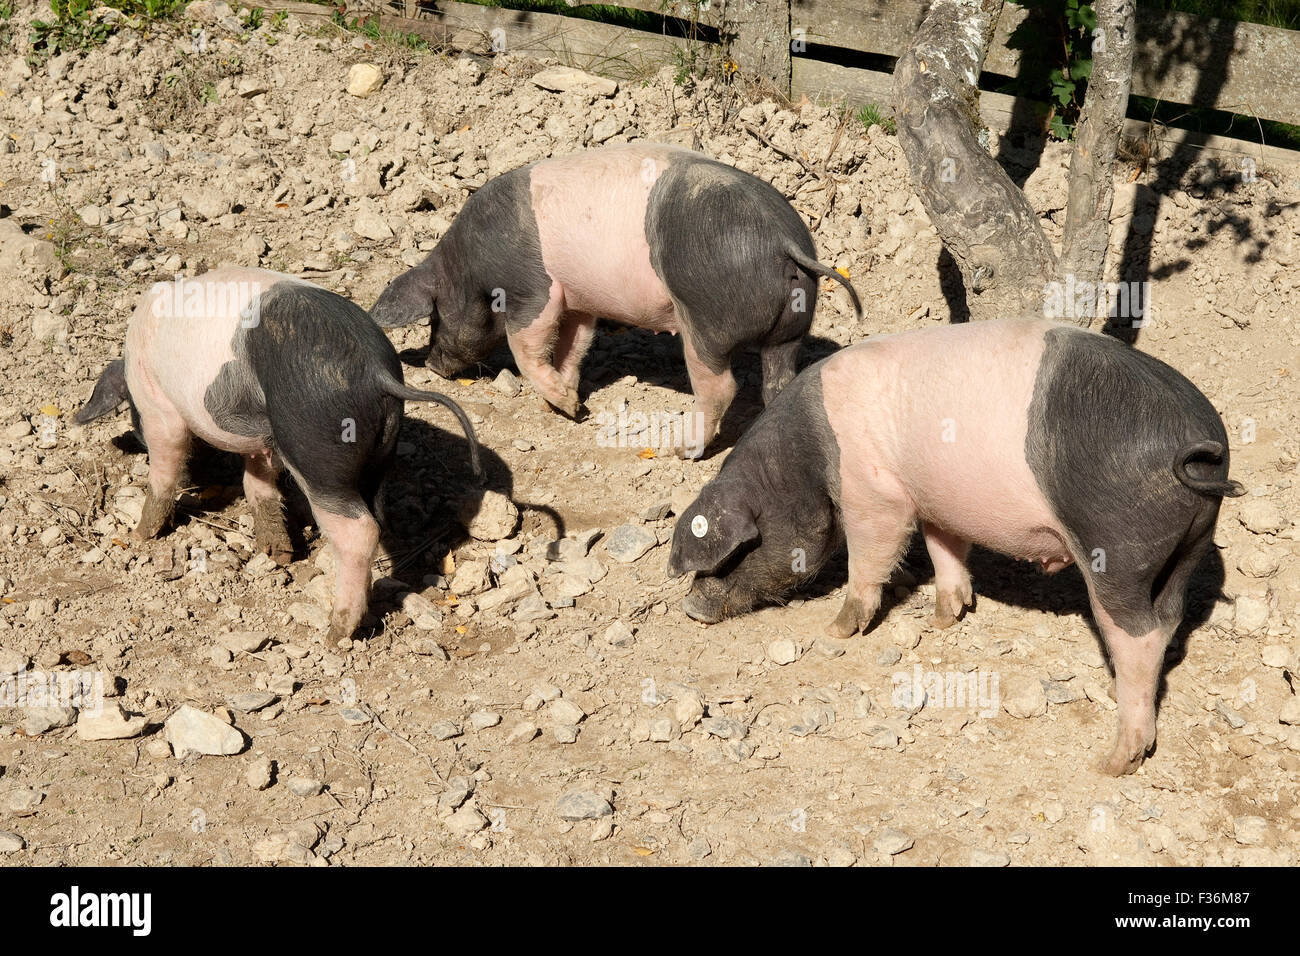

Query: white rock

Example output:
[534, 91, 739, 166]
[245, 757, 274, 790]
[1238, 498, 1286, 535]
[1003, 677, 1048, 719]
[288, 602, 330, 631]
[0, 831, 25, 853]
[530, 66, 617, 97]
[603, 620, 635, 647]
[75, 703, 147, 740]
[445, 805, 488, 835]
[24, 706, 77, 735]
[0, 650, 28, 676]
[164, 705, 247, 757]
[346, 63, 384, 97]
[1234, 595, 1270, 632]
[767, 639, 800, 665]
[1233, 815, 1269, 846]
[353, 208, 393, 241]
[548, 698, 586, 725]
[459, 491, 519, 541]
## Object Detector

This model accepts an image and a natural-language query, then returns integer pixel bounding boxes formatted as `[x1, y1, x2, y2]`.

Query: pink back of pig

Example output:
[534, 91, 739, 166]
[820, 318, 1071, 571]
[529, 144, 681, 332]
[125, 267, 307, 455]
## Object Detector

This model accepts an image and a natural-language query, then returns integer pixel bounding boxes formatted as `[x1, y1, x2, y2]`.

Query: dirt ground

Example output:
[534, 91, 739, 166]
[1, 2, 1299, 867]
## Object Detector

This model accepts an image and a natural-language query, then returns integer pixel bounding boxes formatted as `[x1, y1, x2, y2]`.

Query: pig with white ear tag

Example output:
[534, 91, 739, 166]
[669, 318, 1244, 776]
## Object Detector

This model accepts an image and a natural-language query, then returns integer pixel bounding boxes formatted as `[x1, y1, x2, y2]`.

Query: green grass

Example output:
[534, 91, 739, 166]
[856, 103, 897, 136]
[29, 0, 185, 59]
[456, 0, 658, 31]
[1154, 0, 1300, 29]
[330, 7, 433, 51]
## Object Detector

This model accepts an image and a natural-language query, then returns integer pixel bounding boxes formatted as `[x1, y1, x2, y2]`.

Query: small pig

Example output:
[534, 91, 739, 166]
[667, 319, 1244, 775]
[75, 268, 480, 645]
[369, 143, 861, 457]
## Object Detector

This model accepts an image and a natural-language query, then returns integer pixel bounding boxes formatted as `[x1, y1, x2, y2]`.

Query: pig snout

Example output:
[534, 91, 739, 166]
[681, 578, 728, 624]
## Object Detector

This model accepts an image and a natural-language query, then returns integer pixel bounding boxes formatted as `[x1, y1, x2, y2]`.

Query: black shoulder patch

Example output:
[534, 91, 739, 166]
[436, 164, 550, 334]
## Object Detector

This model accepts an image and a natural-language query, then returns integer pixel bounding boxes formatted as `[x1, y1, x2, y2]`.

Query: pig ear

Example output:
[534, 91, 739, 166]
[370, 268, 437, 328]
[673, 498, 760, 575]
[74, 359, 129, 424]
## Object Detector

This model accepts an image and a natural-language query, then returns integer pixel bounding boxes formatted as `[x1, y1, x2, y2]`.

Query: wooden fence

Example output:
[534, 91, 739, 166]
[266, 0, 1300, 164]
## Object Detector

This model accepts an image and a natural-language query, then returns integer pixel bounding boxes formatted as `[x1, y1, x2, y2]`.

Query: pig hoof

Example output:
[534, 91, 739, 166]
[1098, 733, 1154, 776]
[826, 599, 862, 639]
[134, 495, 173, 541]
[675, 443, 703, 461]
[929, 599, 967, 629]
[553, 390, 581, 419]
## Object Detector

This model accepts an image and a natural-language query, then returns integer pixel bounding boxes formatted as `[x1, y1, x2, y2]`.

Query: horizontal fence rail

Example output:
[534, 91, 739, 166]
[265, 0, 1300, 163]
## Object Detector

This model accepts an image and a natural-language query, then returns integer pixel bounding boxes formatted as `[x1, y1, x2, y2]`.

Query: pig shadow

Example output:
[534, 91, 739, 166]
[791, 527, 1227, 704]
[120, 417, 555, 595]
[399, 323, 845, 459]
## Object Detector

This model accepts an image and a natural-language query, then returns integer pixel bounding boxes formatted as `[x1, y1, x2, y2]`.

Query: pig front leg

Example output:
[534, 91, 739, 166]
[242, 450, 292, 565]
[554, 312, 597, 395]
[679, 335, 736, 460]
[922, 522, 973, 628]
[314, 507, 381, 648]
[134, 404, 191, 541]
[506, 283, 582, 418]
[828, 494, 915, 639]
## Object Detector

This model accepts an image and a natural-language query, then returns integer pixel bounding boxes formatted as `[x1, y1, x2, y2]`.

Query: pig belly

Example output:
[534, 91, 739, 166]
[824, 319, 1074, 569]
[530, 146, 679, 332]
[125, 268, 295, 455]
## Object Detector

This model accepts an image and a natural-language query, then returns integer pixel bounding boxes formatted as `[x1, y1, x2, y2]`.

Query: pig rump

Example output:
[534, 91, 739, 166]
[77, 276, 479, 646]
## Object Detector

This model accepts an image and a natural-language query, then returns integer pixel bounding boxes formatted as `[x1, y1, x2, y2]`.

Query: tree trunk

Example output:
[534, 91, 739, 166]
[727, 0, 791, 97]
[1059, 0, 1137, 327]
[893, 0, 1056, 321]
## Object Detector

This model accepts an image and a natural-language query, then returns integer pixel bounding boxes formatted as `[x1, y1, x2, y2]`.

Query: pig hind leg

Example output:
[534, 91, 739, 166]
[678, 328, 737, 460]
[242, 450, 292, 565]
[923, 522, 973, 628]
[506, 283, 581, 417]
[759, 270, 816, 406]
[828, 498, 916, 639]
[1088, 514, 1217, 776]
[314, 505, 381, 647]
[135, 403, 191, 540]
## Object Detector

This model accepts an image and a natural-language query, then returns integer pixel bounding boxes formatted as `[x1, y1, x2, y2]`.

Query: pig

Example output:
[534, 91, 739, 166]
[369, 143, 862, 457]
[74, 267, 481, 646]
[667, 319, 1244, 775]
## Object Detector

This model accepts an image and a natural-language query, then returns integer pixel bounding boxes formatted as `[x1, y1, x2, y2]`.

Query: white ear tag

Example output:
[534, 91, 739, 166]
[691, 515, 709, 538]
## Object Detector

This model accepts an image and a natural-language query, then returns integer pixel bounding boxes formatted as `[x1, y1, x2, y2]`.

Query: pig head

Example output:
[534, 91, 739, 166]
[668, 367, 842, 621]
[369, 165, 536, 377]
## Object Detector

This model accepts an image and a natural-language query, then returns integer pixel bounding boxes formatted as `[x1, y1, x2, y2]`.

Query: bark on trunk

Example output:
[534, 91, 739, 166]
[1059, 0, 1137, 327]
[727, 0, 792, 96]
[893, 0, 1057, 321]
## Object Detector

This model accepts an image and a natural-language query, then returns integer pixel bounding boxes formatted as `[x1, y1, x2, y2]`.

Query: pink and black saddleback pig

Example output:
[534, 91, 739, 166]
[667, 319, 1244, 775]
[75, 267, 481, 646]
[369, 143, 862, 457]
